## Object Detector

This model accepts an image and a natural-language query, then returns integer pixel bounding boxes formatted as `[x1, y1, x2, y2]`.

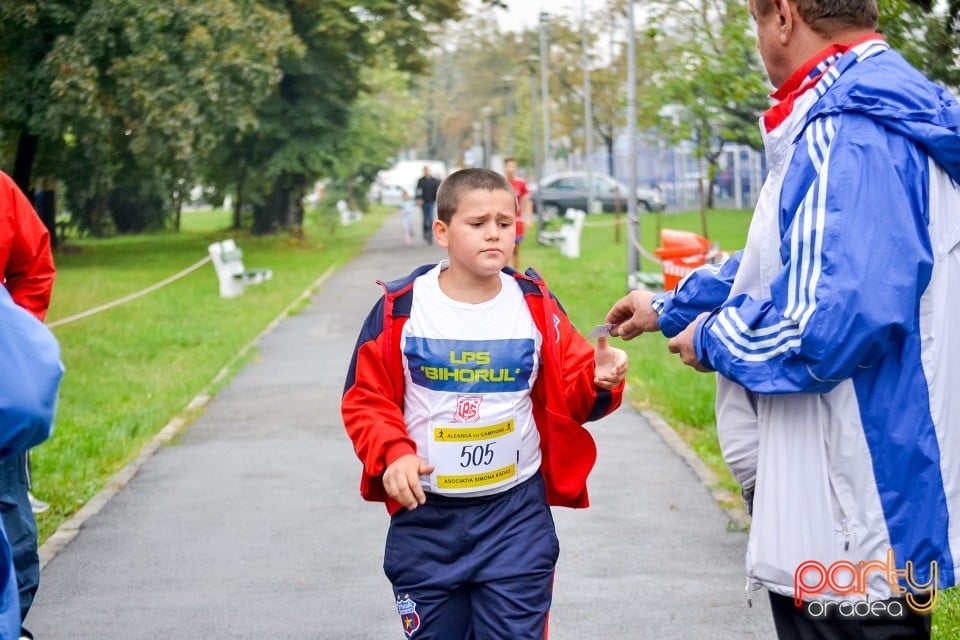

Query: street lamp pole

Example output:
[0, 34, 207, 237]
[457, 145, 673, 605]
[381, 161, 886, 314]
[525, 57, 544, 237]
[501, 75, 516, 156]
[626, 0, 640, 284]
[582, 0, 593, 214]
[539, 11, 551, 173]
[482, 106, 493, 169]
[472, 121, 481, 167]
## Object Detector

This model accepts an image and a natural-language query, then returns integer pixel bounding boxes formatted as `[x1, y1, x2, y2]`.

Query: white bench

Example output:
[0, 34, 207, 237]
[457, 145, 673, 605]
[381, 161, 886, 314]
[208, 239, 273, 299]
[337, 200, 363, 226]
[538, 208, 586, 258]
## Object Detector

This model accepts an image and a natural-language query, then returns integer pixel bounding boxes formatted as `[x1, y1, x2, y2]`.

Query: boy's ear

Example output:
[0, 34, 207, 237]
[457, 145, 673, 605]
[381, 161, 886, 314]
[433, 219, 449, 247]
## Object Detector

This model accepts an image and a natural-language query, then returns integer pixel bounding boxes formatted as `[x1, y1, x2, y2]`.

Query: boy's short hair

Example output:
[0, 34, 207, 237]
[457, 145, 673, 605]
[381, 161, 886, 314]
[752, 0, 878, 36]
[436, 168, 515, 224]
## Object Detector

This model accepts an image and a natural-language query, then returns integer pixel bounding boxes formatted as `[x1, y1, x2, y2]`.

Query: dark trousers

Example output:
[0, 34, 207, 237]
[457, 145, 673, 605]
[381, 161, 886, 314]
[0, 453, 38, 627]
[383, 474, 559, 640]
[421, 201, 436, 243]
[769, 592, 931, 640]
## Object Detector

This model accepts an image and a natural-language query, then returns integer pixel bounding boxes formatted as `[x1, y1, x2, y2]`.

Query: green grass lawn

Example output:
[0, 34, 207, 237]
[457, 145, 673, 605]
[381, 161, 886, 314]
[36, 204, 387, 542]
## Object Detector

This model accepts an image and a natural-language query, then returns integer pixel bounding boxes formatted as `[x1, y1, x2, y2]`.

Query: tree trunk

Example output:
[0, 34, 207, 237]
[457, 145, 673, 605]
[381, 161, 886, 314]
[34, 178, 59, 251]
[12, 132, 38, 196]
[252, 180, 287, 235]
[233, 181, 244, 230]
[13, 133, 60, 249]
[233, 166, 247, 230]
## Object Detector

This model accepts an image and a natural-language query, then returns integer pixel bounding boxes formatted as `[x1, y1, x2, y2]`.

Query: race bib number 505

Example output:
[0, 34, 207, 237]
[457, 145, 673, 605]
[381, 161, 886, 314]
[427, 419, 520, 493]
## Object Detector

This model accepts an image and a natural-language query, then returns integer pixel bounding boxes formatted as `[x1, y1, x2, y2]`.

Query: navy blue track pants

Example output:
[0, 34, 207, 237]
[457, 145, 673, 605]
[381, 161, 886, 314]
[383, 473, 559, 639]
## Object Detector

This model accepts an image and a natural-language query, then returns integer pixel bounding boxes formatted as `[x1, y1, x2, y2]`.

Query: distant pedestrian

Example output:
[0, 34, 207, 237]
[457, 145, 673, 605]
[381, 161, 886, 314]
[342, 168, 627, 639]
[503, 157, 531, 270]
[399, 189, 415, 246]
[415, 165, 441, 245]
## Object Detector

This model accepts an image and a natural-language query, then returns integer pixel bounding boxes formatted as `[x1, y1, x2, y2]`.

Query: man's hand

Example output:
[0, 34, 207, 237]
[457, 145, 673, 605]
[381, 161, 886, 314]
[606, 289, 660, 340]
[667, 312, 713, 372]
[594, 337, 628, 389]
[382, 454, 435, 510]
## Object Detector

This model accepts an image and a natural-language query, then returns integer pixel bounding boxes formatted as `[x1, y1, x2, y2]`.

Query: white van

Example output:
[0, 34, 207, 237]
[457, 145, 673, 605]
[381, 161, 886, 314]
[376, 160, 447, 206]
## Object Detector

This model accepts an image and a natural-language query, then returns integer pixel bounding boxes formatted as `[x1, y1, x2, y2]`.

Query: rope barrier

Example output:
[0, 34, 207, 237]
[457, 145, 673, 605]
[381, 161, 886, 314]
[623, 216, 663, 265]
[578, 215, 663, 264]
[47, 255, 212, 329]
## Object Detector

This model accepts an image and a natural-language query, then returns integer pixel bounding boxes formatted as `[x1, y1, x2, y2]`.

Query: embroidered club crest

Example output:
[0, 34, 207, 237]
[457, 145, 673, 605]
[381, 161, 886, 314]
[396, 594, 421, 637]
[454, 395, 482, 423]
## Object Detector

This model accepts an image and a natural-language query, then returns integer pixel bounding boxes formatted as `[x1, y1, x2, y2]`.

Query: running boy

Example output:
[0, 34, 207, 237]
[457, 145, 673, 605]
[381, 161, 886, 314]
[342, 168, 628, 639]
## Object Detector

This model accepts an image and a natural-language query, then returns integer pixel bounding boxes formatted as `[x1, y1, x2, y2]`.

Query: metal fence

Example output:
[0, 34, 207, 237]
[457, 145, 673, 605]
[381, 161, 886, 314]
[556, 140, 767, 212]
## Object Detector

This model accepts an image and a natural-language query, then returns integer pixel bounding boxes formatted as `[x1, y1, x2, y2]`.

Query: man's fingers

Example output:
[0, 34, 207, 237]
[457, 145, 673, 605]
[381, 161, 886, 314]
[616, 319, 642, 340]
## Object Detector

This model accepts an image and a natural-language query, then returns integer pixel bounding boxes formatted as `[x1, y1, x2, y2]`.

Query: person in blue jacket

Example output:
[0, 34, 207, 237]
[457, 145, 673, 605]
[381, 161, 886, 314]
[606, 1, 960, 638]
[0, 284, 63, 639]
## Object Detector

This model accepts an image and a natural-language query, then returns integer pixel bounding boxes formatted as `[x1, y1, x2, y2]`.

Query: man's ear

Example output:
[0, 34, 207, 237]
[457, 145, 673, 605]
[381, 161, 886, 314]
[774, 0, 794, 45]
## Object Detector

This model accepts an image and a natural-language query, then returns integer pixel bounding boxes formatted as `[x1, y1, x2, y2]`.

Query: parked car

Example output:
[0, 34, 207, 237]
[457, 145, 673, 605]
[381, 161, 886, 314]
[529, 172, 664, 216]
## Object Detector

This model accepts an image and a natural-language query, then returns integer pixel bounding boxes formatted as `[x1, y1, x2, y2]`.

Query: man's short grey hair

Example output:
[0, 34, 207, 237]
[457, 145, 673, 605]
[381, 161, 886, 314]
[753, 0, 878, 36]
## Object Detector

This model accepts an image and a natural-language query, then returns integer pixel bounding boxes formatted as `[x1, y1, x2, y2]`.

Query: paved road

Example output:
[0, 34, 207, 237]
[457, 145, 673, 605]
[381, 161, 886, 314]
[27, 211, 774, 639]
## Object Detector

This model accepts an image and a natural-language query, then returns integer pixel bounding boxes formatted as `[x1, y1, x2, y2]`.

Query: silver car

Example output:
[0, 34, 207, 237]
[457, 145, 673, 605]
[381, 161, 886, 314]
[529, 172, 664, 216]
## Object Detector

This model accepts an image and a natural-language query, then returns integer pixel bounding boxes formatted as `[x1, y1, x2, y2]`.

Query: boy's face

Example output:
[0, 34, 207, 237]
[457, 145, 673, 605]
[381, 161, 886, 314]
[435, 188, 516, 278]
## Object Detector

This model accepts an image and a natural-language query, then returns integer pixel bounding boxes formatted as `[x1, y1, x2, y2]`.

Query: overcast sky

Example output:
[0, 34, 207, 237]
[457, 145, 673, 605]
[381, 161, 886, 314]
[474, 0, 610, 32]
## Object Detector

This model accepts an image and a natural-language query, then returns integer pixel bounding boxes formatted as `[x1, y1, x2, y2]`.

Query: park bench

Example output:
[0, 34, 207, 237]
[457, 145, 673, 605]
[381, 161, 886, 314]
[207, 239, 273, 299]
[337, 200, 363, 226]
[538, 208, 586, 258]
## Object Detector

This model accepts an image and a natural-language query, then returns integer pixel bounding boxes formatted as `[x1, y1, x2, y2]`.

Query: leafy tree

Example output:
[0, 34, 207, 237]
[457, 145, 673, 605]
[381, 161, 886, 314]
[0, 0, 93, 242]
[638, 0, 768, 209]
[225, 0, 464, 235]
[36, 0, 296, 233]
[881, 0, 960, 90]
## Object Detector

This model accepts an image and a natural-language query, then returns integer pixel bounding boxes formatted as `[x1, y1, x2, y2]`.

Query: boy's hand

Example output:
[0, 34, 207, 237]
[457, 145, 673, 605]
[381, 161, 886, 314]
[606, 289, 659, 340]
[383, 454, 435, 510]
[594, 337, 628, 390]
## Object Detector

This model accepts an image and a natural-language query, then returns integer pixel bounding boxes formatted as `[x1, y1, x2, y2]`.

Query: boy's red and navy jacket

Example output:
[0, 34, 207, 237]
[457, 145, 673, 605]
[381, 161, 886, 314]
[341, 264, 624, 514]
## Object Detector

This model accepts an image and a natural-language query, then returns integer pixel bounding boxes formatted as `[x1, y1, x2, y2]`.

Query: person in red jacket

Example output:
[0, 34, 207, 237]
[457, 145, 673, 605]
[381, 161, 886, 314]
[342, 168, 627, 640]
[0, 170, 56, 640]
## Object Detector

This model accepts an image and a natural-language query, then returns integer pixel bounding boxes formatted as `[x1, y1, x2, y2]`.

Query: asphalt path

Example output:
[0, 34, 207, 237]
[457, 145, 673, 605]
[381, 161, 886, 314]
[27, 210, 774, 639]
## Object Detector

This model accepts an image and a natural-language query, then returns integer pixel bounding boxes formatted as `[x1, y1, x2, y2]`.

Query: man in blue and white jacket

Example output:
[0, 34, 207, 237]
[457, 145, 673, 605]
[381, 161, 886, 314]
[607, 1, 960, 637]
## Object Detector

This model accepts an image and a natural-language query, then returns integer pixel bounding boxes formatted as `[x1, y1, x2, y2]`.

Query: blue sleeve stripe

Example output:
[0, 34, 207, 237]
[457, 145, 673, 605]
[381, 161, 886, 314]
[710, 322, 800, 362]
[786, 117, 832, 328]
[712, 116, 836, 363]
[651, 295, 666, 314]
[720, 307, 799, 339]
[711, 308, 801, 355]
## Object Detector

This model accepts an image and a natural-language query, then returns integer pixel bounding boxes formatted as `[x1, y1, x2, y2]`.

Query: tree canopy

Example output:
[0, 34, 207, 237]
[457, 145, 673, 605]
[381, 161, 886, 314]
[3, 0, 959, 235]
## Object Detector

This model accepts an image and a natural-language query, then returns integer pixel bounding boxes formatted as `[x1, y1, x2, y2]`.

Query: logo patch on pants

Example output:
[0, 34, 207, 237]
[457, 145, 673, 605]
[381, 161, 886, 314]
[397, 594, 421, 637]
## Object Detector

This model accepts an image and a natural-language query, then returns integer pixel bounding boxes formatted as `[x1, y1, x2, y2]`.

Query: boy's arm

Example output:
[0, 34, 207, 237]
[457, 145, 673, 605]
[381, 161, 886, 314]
[341, 298, 417, 479]
[1, 173, 56, 321]
[552, 296, 624, 423]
